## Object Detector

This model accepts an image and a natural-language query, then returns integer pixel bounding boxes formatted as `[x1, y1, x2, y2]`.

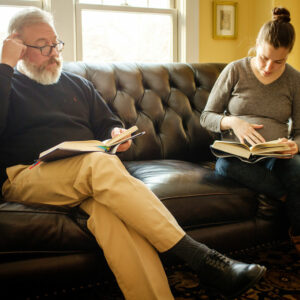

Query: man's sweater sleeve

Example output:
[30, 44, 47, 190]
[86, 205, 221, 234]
[0, 64, 14, 136]
[86, 80, 124, 141]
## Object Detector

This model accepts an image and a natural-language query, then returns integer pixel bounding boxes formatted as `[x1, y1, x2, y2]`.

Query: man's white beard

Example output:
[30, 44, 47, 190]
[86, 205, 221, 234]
[17, 55, 63, 85]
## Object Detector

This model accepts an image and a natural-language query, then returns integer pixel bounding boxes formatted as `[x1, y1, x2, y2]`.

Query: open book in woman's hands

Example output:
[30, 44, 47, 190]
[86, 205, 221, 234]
[38, 126, 145, 162]
[211, 139, 292, 163]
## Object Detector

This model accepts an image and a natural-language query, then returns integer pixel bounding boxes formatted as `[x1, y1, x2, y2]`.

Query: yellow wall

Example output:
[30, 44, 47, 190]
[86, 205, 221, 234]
[199, 0, 300, 70]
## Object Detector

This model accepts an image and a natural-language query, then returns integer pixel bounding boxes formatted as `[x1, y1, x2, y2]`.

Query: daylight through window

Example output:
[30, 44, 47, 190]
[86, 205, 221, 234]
[76, 0, 177, 62]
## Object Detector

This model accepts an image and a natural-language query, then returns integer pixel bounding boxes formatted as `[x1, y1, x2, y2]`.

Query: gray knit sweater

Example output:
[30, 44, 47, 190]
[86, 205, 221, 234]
[200, 57, 300, 148]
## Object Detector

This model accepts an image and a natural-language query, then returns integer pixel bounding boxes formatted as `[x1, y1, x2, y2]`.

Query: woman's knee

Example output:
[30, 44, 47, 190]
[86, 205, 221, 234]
[215, 157, 255, 183]
[215, 158, 234, 177]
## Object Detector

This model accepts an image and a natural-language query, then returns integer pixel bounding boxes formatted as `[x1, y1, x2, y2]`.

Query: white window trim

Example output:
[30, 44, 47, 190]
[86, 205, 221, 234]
[0, 0, 42, 7]
[43, 0, 76, 61]
[176, 0, 199, 63]
[5, 0, 198, 63]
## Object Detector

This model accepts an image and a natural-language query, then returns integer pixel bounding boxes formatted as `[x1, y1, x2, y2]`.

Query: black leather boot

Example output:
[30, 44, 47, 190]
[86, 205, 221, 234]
[198, 250, 266, 299]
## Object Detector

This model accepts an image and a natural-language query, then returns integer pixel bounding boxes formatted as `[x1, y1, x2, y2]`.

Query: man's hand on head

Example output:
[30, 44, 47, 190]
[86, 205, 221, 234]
[1, 33, 26, 68]
[111, 127, 132, 152]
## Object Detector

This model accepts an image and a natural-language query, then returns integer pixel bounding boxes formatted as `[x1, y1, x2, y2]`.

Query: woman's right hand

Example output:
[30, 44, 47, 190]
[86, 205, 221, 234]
[1, 33, 26, 68]
[221, 116, 265, 145]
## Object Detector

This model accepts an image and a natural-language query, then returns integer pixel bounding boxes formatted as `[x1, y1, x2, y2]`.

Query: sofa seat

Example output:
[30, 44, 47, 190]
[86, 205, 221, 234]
[125, 159, 257, 228]
[124, 159, 287, 252]
[0, 201, 97, 258]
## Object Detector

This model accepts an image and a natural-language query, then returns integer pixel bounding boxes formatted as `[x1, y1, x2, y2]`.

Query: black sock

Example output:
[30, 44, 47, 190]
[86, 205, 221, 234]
[165, 234, 212, 272]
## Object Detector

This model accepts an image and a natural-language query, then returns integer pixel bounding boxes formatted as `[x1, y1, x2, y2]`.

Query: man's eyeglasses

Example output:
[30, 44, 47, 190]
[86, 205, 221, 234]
[24, 40, 65, 56]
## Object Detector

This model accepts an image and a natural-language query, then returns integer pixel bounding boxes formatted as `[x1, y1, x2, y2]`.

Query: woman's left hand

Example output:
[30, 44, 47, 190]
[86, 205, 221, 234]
[278, 138, 299, 156]
[111, 127, 132, 152]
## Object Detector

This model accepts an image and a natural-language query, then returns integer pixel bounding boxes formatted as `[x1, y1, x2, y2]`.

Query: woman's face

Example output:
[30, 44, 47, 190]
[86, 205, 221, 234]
[255, 42, 290, 78]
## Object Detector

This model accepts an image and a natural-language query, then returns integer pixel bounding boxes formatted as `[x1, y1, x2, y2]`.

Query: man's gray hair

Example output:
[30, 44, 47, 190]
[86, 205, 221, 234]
[8, 7, 54, 35]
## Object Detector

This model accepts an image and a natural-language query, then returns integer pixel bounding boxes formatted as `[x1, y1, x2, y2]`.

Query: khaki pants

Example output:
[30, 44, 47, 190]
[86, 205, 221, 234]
[2, 152, 185, 300]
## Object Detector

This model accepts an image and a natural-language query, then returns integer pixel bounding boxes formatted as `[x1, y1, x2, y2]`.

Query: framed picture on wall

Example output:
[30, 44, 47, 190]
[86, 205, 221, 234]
[213, 1, 237, 39]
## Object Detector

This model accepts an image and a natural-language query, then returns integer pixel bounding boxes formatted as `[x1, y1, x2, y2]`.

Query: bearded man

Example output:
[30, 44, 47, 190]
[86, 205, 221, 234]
[0, 7, 266, 300]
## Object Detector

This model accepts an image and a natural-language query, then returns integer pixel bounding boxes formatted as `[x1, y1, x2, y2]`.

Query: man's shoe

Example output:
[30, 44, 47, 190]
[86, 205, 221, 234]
[198, 250, 266, 299]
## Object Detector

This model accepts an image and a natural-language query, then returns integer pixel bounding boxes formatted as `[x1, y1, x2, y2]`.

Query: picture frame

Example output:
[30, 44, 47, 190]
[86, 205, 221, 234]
[213, 1, 237, 39]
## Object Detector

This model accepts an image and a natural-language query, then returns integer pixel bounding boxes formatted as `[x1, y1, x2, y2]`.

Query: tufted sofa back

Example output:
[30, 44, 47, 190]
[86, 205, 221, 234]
[63, 62, 225, 162]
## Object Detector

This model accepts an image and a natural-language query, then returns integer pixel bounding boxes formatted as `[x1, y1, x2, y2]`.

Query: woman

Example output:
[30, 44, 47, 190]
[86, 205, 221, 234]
[200, 7, 300, 251]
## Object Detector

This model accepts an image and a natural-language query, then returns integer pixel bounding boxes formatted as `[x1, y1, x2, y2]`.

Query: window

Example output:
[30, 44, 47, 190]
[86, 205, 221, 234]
[79, 0, 171, 8]
[76, 0, 177, 62]
[0, 0, 199, 63]
[0, 1, 42, 43]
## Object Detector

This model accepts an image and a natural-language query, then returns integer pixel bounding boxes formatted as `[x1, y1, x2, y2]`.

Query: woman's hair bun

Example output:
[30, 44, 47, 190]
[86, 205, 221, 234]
[272, 7, 291, 23]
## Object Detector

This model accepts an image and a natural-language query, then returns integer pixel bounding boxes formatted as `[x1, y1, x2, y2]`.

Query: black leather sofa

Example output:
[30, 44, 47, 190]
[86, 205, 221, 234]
[0, 62, 288, 298]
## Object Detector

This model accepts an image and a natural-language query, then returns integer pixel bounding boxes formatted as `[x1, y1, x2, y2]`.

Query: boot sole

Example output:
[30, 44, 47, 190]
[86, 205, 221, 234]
[225, 265, 267, 299]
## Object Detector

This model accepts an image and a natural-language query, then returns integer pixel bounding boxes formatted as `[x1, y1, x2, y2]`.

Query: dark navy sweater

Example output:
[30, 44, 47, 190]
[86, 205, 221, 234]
[0, 63, 122, 188]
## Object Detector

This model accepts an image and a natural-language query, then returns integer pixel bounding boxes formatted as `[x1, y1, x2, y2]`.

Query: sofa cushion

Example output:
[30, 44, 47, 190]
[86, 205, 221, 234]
[124, 160, 258, 230]
[0, 200, 98, 260]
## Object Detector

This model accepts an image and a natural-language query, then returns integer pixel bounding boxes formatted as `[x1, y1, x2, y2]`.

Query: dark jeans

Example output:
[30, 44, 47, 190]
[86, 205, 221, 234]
[215, 155, 300, 234]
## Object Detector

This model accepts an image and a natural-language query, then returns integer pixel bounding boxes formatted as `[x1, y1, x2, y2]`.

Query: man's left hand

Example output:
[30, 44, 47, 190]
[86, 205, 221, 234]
[111, 127, 132, 152]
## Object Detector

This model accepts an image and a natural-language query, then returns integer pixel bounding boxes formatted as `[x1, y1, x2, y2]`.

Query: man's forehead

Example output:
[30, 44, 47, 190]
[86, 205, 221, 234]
[22, 22, 57, 43]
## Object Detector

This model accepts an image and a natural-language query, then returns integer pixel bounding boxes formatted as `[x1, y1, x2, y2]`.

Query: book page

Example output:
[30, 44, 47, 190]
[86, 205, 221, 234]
[39, 140, 105, 158]
[38, 126, 140, 162]
[211, 139, 293, 162]
[104, 126, 138, 147]
[250, 140, 291, 154]
[212, 141, 251, 159]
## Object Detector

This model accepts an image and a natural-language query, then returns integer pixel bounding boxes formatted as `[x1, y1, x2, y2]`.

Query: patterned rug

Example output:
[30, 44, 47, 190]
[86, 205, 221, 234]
[166, 241, 300, 300]
[22, 242, 300, 300]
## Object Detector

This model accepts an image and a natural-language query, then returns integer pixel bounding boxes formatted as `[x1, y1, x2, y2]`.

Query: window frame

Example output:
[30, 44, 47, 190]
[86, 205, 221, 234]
[75, 1, 178, 62]
[0, 0, 42, 7]
[0, 0, 43, 51]
[0, 0, 199, 63]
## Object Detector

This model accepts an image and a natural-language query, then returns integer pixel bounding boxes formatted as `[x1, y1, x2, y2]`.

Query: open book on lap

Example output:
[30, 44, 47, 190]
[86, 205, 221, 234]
[211, 139, 292, 163]
[38, 126, 145, 163]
